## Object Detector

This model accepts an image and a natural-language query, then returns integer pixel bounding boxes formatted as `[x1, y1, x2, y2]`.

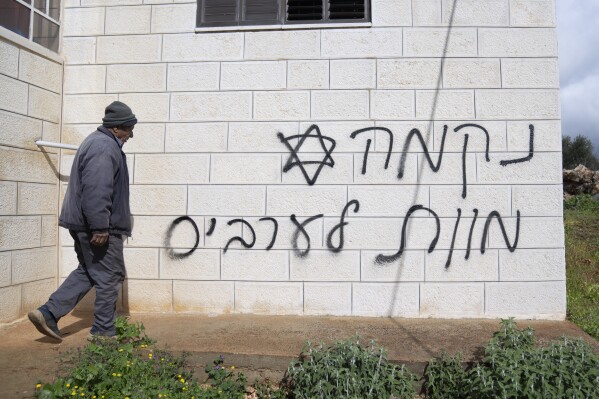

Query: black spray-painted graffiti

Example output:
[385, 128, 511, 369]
[164, 123, 533, 268]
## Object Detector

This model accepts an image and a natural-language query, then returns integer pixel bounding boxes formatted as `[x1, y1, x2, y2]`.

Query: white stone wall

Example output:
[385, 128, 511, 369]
[0, 31, 62, 323]
[60, 0, 565, 319]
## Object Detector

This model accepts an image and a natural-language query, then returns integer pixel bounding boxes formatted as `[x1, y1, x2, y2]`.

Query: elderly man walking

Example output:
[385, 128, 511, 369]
[28, 101, 137, 341]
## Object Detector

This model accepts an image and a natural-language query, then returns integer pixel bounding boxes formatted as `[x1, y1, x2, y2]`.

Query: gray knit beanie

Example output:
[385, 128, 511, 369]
[102, 101, 137, 127]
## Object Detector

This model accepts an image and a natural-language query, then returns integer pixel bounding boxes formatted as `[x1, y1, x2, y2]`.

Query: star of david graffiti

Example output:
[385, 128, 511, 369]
[277, 124, 336, 186]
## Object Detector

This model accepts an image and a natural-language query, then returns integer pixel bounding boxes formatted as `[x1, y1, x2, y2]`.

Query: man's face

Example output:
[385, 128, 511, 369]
[111, 126, 134, 144]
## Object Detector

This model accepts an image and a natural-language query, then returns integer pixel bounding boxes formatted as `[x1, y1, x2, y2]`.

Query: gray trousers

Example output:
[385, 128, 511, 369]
[46, 230, 126, 335]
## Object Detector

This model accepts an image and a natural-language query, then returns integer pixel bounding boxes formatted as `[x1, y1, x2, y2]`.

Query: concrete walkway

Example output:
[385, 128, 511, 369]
[0, 312, 596, 399]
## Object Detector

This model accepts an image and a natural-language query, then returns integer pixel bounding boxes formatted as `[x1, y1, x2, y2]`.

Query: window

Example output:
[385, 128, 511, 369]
[197, 0, 369, 28]
[0, 0, 61, 52]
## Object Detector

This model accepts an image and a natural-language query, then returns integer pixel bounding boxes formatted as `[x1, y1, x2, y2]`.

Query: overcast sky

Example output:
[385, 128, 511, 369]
[557, 0, 599, 154]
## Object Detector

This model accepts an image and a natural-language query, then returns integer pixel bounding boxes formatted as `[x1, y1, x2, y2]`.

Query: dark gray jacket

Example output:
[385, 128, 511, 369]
[59, 126, 132, 236]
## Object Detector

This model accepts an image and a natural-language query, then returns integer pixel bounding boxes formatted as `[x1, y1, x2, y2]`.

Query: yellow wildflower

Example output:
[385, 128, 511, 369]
[180, 378, 185, 383]
[36, 384, 42, 389]
[112, 373, 116, 377]
[118, 348, 123, 352]
[231, 366, 235, 369]
[71, 392, 76, 396]
[66, 384, 71, 388]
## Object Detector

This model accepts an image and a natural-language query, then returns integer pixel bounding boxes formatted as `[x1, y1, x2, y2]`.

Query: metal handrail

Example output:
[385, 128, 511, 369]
[35, 140, 79, 150]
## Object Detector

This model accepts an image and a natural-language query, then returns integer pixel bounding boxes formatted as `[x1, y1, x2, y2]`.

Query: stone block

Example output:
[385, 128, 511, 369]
[511, 185, 562, 217]
[134, 154, 209, 184]
[433, 120, 507, 151]
[118, 93, 170, 122]
[378, 59, 441, 89]
[188, 186, 266, 216]
[41, 215, 57, 246]
[330, 59, 376, 89]
[174, 281, 234, 313]
[163, 33, 243, 62]
[0, 216, 41, 251]
[347, 186, 429, 217]
[304, 283, 352, 316]
[267, 186, 346, 217]
[0, 286, 21, 322]
[312, 90, 369, 120]
[64, 65, 106, 94]
[151, 3, 196, 33]
[126, 215, 203, 248]
[211, 154, 281, 184]
[106, 64, 166, 92]
[441, 0, 509, 26]
[204, 216, 243, 250]
[478, 28, 557, 56]
[416, 90, 474, 119]
[165, 122, 227, 152]
[0, 39, 19, 78]
[420, 282, 484, 316]
[28, 86, 61, 123]
[430, 185, 510, 217]
[287, 60, 329, 90]
[42, 121, 60, 144]
[229, 122, 298, 152]
[123, 248, 159, 279]
[222, 250, 288, 281]
[353, 153, 419, 184]
[477, 89, 560, 119]
[124, 279, 172, 312]
[0, 74, 27, 115]
[11, 247, 56, 284]
[417, 153, 476, 185]
[63, 94, 117, 123]
[0, 252, 11, 287]
[372, 0, 412, 26]
[17, 183, 57, 215]
[507, 120, 561, 152]
[485, 281, 566, 318]
[0, 182, 17, 216]
[443, 59, 501, 88]
[322, 28, 403, 58]
[488, 216, 563, 249]
[370, 90, 414, 120]
[123, 123, 165, 153]
[322, 217, 404, 250]
[167, 62, 219, 91]
[282, 154, 353, 185]
[477, 152, 561, 184]
[299, 121, 375, 152]
[63, 7, 105, 36]
[160, 248, 220, 280]
[434, 214, 485, 251]
[412, 0, 441, 26]
[235, 282, 303, 315]
[404, 28, 477, 57]
[129, 185, 187, 215]
[254, 91, 310, 121]
[510, 0, 556, 27]
[0, 147, 58, 184]
[97, 35, 161, 64]
[221, 61, 286, 91]
[21, 278, 56, 313]
[105, 6, 151, 34]
[352, 282, 419, 316]
[18, 50, 62, 93]
[501, 58, 559, 88]
[425, 250, 499, 281]
[499, 248, 565, 281]
[361, 250, 425, 281]
[245, 31, 320, 60]
[170, 92, 252, 121]
[290, 250, 359, 281]
[62, 37, 97, 64]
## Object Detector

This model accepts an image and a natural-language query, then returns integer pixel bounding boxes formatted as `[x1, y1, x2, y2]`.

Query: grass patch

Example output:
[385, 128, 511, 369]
[564, 195, 599, 340]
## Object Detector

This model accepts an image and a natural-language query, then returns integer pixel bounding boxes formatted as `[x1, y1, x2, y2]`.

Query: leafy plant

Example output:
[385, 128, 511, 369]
[283, 335, 417, 399]
[423, 319, 599, 399]
[564, 194, 599, 213]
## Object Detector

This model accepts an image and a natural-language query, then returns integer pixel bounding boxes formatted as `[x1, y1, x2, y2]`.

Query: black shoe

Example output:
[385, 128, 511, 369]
[28, 306, 62, 341]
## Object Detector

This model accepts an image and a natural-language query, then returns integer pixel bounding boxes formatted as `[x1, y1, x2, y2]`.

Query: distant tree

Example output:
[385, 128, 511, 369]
[562, 135, 599, 170]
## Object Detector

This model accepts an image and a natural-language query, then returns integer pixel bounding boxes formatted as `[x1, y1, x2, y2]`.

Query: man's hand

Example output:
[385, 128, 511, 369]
[90, 230, 109, 246]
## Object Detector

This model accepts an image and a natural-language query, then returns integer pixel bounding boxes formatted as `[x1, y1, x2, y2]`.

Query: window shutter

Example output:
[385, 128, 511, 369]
[244, 0, 280, 23]
[328, 0, 365, 20]
[201, 0, 239, 25]
[287, 0, 323, 21]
